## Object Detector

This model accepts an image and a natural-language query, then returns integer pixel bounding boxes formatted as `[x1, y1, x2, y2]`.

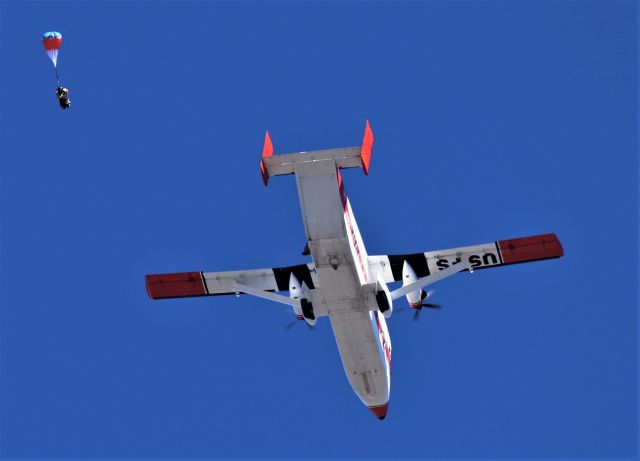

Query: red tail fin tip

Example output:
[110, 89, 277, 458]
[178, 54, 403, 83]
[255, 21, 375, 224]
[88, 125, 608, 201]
[262, 131, 273, 158]
[360, 120, 374, 175]
[260, 130, 274, 186]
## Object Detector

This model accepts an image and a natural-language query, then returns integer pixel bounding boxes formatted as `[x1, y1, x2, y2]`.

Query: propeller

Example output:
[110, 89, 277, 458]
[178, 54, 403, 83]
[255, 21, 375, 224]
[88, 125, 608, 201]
[419, 290, 441, 308]
[411, 290, 442, 321]
[421, 302, 442, 309]
[284, 319, 314, 331]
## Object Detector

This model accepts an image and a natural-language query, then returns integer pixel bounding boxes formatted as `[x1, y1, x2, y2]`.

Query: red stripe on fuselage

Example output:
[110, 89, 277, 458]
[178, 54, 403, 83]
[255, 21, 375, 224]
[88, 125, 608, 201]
[337, 170, 368, 283]
[373, 311, 392, 371]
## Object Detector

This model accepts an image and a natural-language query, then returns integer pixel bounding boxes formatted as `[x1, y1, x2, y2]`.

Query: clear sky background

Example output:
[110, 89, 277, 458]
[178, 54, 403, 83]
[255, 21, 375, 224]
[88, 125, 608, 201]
[1, 1, 637, 459]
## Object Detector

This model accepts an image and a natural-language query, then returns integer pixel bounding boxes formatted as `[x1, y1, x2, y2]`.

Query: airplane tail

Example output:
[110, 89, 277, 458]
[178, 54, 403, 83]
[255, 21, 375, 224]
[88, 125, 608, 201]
[260, 121, 374, 185]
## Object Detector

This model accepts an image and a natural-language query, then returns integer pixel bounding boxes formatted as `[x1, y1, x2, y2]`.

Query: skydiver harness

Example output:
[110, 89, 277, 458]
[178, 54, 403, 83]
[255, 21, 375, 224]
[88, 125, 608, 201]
[56, 86, 71, 110]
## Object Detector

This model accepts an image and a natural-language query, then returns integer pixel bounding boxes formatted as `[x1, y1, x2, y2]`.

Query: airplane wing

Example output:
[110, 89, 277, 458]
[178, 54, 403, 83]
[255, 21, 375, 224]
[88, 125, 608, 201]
[369, 233, 563, 284]
[389, 260, 472, 300]
[145, 263, 316, 300]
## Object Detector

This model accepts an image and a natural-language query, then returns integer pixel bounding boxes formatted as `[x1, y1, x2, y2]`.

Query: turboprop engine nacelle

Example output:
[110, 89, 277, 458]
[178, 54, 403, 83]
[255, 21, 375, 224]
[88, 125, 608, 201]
[402, 260, 426, 308]
[289, 272, 316, 326]
[289, 272, 304, 320]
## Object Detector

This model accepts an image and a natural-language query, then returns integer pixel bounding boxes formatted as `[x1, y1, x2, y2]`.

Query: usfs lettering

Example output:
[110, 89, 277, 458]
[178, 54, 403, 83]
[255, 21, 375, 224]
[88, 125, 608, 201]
[436, 253, 499, 270]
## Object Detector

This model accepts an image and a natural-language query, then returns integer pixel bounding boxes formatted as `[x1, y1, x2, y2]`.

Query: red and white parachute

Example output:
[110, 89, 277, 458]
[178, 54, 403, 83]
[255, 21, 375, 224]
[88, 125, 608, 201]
[42, 31, 71, 108]
[42, 31, 62, 67]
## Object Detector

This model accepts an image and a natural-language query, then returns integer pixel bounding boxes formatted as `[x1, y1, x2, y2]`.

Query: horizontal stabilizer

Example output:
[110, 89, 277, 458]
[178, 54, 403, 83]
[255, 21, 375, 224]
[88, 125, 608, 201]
[260, 121, 374, 185]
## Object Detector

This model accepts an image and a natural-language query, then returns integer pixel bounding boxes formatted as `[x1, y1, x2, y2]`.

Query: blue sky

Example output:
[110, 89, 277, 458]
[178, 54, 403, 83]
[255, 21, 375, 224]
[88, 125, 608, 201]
[1, 1, 637, 459]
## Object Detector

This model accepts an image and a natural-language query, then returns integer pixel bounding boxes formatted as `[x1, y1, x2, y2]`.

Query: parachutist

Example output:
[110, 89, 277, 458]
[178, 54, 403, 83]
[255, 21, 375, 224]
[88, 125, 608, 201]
[42, 32, 70, 109]
[56, 86, 71, 109]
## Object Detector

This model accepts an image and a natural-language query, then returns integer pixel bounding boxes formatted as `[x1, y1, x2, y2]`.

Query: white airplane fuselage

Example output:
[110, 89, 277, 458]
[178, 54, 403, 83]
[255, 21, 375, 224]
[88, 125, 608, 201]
[145, 123, 564, 420]
[293, 158, 391, 419]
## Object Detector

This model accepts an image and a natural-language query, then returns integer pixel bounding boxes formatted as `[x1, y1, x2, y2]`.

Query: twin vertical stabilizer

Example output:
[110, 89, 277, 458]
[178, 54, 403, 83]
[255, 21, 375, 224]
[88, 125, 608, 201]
[260, 121, 374, 186]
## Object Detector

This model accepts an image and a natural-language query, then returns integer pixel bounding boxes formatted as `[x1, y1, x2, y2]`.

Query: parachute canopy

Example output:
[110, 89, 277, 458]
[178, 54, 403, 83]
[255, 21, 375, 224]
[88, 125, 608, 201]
[42, 31, 62, 67]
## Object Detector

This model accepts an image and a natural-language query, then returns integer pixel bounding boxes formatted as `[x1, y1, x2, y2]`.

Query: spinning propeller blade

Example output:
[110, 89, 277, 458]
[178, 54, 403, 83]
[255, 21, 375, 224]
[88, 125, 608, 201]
[411, 290, 442, 320]
[422, 303, 442, 309]
[284, 319, 315, 331]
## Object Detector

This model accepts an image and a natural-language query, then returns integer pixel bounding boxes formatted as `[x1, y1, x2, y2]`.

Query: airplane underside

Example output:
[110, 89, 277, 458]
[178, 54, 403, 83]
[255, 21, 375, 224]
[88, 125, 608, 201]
[144, 121, 563, 420]
[291, 152, 391, 418]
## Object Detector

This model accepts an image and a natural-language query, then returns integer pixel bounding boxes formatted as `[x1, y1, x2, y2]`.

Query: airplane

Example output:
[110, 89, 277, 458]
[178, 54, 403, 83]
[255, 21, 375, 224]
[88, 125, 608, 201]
[145, 121, 564, 420]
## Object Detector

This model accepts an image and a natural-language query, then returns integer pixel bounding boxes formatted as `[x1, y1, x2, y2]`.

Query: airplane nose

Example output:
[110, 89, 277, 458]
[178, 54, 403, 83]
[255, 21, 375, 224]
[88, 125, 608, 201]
[368, 403, 389, 420]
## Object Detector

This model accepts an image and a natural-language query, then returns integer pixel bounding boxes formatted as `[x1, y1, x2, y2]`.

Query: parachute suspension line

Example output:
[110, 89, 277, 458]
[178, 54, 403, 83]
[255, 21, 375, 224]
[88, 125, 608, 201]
[54, 65, 60, 87]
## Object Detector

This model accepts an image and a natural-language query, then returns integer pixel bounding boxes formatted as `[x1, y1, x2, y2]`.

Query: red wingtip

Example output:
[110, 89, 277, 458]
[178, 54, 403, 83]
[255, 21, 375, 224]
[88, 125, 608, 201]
[145, 275, 154, 299]
[498, 233, 564, 264]
[360, 120, 374, 175]
[368, 402, 389, 420]
[260, 131, 273, 186]
[145, 272, 207, 299]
